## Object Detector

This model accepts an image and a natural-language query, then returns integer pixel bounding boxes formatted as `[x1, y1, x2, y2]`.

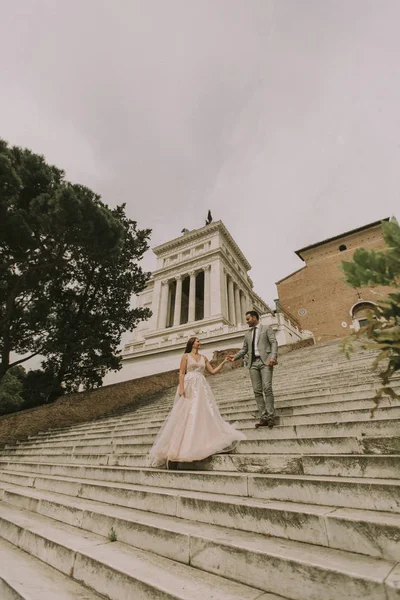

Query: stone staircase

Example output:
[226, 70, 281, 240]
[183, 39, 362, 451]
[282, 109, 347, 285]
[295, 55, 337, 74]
[0, 340, 399, 599]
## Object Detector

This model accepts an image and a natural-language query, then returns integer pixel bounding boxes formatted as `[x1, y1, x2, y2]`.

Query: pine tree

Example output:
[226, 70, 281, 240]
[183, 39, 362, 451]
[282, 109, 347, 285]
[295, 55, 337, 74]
[0, 139, 151, 396]
[341, 217, 400, 410]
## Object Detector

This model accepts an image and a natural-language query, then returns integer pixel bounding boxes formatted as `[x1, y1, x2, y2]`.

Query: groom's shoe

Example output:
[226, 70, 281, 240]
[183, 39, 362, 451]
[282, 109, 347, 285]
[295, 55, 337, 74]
[255, 418, 269, 428]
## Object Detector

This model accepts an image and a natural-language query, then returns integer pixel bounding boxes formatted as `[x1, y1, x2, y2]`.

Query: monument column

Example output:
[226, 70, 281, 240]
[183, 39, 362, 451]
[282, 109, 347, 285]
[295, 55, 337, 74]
[235, 284, 242, 325]
[209, 261, 222, 317]
[150, 278, 162, 329]
[228, 277, 236, 325]
[203, 265, 211, 319]
[240, 292, 247, 320]
[188, 271, 196, 322]
[173, 275, 183, 327]
[222, 268, 229, 319]
[158, 280, 169, 329]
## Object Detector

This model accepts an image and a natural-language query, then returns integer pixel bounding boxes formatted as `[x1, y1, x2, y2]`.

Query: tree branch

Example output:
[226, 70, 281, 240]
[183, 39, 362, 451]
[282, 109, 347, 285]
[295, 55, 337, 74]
[8, 350, 44, 369]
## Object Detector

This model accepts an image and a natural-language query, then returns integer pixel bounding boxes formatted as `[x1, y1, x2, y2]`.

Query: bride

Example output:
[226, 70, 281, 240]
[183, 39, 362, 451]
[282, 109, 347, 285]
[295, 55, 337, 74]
[149, 336, 246, 468]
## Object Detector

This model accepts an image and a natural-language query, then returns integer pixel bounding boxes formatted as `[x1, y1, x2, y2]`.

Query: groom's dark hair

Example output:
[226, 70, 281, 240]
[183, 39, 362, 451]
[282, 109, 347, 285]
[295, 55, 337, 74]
[246, 310, 259, 320]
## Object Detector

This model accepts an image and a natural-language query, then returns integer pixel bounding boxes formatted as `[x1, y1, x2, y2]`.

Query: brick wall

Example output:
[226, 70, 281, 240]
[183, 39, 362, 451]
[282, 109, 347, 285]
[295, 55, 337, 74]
[277, 224, 394, 342]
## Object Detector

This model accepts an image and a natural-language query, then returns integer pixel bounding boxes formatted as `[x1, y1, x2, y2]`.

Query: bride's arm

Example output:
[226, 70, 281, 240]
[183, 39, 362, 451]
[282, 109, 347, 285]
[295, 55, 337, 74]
[179, 354, 188, 396]
[205, 356, 228, 375]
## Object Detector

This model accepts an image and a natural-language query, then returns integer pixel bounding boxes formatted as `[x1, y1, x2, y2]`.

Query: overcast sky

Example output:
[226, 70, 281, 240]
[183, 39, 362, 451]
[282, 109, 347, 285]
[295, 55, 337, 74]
[1, 0, 400, 310]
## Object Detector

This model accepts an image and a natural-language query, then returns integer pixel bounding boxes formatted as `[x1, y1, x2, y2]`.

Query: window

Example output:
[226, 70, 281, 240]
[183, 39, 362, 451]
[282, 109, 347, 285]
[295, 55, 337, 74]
[358, 318, 369, 328]
[351, 301, 376, 330]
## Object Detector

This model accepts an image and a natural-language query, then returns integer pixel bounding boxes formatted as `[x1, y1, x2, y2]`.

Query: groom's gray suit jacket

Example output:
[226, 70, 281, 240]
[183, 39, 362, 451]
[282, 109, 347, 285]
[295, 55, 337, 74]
[234, 325, 278, 367]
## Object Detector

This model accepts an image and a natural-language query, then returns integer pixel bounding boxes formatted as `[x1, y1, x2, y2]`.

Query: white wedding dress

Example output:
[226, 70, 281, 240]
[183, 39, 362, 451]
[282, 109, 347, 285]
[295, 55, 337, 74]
[149, 354, 246, 467]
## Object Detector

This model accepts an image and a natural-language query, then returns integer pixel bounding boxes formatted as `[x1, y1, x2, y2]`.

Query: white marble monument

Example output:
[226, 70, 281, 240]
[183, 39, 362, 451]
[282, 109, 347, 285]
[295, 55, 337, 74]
[105, 220, 304, 383]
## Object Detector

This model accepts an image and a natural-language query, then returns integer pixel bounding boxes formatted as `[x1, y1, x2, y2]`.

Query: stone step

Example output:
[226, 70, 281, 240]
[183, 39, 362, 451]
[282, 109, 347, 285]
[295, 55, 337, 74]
[15, 405, 400, 452]
[275, 382, 398, 403]
[0, 503, 270, 600]
[1, 452, 399, 479]
[191, 454, 400, 479]
[0, 435, 381, 463]
[283, 397, 395, 415]
[0, 483, 399, 588]
[23, 396, 396, 447]
[1, 339, 398, 600]
[0, 537, 107, 600]
[14, 405, 399, 452]
[0, 494, 396, 600]
[0, 466, 399, 514]
[1, 475, 400, 565]
[242, 417, 400, 439]
[24, 380, 398, 442]
[30, 394, 396, 440]
[224, 405, 400, 426]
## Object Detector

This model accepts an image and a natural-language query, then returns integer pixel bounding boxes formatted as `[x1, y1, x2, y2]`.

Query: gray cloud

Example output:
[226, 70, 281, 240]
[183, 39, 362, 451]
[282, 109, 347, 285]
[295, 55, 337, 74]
[1, 0, 399, 310]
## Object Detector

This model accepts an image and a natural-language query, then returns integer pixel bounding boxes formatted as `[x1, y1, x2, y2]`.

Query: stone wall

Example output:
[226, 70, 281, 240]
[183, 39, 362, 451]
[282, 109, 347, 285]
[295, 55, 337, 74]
[0, 354, 235, 447]
[0, 369, 180, 447]
[278, 337, 314, 355]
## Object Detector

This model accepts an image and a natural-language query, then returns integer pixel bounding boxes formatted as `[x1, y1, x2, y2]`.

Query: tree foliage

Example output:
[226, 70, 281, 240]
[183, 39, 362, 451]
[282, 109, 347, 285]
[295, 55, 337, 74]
[341, 217, 400, 411]
[0, 365, 25, 415]
[0, 139, 151, 396]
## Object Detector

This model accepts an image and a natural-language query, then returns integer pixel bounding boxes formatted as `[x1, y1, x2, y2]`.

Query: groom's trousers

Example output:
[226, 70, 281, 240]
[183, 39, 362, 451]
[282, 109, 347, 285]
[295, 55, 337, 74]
[249, 358, 275, 421]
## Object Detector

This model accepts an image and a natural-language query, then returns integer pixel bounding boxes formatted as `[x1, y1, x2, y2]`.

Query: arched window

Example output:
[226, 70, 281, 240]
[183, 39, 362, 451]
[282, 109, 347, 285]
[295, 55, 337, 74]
[350, 301, 376, 330]
[339, 244, 347, 252]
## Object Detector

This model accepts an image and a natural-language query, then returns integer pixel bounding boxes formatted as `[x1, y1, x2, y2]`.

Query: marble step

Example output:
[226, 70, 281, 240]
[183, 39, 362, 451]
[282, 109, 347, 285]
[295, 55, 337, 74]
[222, 405, 400, 425]
[27, 395, 396, 445]
[23, 396, 395, 446]
[28, 376, 396, 432]
[15, 404, 400, 451]
[190, 454, 400, 479]
[1, 435, 390, 463]
[4, 415, 399, 459]
[1, 476, 400, 564]
[3, 433, 399, 462]
[13, 405, 400, 452]
[1, 482, 400, 582]
[0, 503, 270, 600]
[1, 452, 399, 479]
[0, 537, 106, 600]
[24, 380, 397, 441]
[121, 391, 397, 423]
[0, 466, 399, 514]
[0, 494, 396, 600]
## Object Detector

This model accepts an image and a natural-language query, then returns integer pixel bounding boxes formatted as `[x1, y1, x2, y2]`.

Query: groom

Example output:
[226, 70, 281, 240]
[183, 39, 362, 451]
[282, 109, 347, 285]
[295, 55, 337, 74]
[228, 310, 278, 428]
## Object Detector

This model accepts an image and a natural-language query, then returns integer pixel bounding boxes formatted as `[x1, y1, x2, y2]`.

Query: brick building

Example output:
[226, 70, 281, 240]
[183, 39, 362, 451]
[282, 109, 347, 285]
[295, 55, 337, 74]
[276, 218, 391, 342]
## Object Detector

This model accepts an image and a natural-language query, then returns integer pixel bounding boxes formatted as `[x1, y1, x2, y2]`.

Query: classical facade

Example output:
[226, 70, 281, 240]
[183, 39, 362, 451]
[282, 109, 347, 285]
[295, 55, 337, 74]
[276, 218, 392, 343]
[104, 221, 303, 383]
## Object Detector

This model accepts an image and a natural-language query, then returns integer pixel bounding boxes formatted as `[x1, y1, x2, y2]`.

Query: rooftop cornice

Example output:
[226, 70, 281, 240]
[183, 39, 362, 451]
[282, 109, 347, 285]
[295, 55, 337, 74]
[148, 249, 255, 296]
[295, 218, 390, 261]
[153, 220, 252, 271]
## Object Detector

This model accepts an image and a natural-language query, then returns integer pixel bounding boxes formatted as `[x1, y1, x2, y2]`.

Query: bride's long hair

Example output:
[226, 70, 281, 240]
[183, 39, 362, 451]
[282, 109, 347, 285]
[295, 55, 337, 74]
[185, 337, 198, 354]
